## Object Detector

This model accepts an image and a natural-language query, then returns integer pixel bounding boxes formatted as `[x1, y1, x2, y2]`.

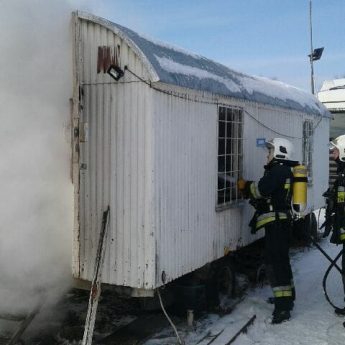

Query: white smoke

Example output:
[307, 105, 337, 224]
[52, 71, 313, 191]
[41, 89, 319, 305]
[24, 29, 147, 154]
[0, 0, 97, 315]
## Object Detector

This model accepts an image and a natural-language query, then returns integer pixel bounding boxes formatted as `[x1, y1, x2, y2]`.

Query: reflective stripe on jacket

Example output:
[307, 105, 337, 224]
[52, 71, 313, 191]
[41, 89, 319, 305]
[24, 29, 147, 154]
[255, 212, 288, 231]
[340, 228, 345, 241]
[273, 285, 293, 298]
[250, 182, 262, 199]
[331, 172, 345, 243]
[337, 186, 345, 203]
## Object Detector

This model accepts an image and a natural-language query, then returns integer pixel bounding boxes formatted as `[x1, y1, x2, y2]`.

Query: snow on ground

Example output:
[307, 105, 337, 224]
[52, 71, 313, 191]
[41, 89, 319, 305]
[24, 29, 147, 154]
[144, 239, 345, 345]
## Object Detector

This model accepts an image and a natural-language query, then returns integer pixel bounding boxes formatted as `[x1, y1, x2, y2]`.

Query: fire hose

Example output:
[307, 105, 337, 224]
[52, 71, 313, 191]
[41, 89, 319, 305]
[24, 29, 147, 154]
[309, 235, 344, 310]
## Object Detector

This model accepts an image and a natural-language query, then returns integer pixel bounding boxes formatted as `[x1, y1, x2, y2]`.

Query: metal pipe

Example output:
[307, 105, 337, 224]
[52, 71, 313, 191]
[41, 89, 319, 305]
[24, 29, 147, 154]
[309, 0, 315, 94]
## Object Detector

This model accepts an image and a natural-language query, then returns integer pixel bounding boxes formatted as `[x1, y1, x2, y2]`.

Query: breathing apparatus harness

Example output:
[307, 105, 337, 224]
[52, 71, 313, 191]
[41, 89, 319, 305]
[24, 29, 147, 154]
[249, 159, 308, 234]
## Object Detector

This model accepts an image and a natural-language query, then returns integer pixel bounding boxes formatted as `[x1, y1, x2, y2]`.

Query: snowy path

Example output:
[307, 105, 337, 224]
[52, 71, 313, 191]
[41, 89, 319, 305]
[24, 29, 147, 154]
[145, 240, 345, 345]
[228, 241, 344, 345]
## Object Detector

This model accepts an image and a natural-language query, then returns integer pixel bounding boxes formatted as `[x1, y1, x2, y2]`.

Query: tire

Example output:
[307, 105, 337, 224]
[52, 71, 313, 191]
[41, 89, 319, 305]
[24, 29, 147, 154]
[305, 212, 318, 240]
[216, 263, 236, 298]
[292, 212, 317, 245]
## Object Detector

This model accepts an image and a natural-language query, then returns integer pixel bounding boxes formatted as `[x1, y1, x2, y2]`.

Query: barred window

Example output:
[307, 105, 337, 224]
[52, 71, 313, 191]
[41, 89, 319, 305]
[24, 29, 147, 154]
[303, 120, 313, 184]
[217, 106, 243, 209]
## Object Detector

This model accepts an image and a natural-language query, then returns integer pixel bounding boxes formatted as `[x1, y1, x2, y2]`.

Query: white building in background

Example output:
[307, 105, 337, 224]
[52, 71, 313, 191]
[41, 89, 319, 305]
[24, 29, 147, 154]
[318, 78, 345, 139]
[71, 11, 330, 295]
[318, 79, 345, 185]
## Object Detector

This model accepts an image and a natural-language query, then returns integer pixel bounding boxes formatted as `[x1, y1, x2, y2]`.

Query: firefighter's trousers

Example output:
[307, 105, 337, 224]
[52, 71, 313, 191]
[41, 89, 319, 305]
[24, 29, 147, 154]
[264, 219, 294, 312]
[342, 243, 345, 295]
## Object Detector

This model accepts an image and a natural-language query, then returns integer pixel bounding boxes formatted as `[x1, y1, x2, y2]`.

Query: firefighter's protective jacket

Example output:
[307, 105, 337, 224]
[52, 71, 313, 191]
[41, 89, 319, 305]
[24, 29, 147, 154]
[326, 160, 345, 244]
[244, 159, 297, 232]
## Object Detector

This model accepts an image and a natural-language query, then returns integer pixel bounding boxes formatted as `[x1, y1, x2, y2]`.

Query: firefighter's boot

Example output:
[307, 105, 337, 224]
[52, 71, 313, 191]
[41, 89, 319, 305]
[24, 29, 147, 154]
[335, 307, 345, 316]
[272, 310, 291, 324]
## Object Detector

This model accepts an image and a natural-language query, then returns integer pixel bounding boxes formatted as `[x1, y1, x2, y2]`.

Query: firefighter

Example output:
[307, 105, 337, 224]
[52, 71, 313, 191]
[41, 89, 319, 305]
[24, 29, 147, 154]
[238, 138, 297, 324]
[322, 135, 345, 315]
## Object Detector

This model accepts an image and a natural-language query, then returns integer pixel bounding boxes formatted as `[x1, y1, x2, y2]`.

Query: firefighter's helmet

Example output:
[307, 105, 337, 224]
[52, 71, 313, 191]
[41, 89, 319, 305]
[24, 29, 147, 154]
[330, 135, 345, 162]
[266, 138, 293, 160]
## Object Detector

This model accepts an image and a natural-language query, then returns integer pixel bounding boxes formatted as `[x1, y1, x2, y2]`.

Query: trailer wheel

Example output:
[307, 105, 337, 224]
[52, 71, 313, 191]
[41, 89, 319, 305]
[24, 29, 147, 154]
[292, 212, 318, 245]
[305, 212, 318, 240]
[216, 263, 236, 298]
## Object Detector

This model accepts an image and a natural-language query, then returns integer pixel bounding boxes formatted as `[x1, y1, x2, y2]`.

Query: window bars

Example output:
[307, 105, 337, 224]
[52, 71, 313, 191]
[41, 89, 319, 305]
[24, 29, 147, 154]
[303, 120, 314, 184]
[217, 106, 243, 208]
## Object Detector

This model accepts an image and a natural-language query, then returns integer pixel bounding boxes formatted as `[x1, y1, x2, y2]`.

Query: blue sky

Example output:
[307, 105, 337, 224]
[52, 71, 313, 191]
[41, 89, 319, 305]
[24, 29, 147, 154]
[90, 0, 345, 92]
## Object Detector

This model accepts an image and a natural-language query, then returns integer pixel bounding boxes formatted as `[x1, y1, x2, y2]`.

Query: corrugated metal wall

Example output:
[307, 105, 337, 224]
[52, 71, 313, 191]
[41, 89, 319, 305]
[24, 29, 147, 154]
[152, 91, 245, 285]
[75, 17, 156, 289]
[308, 117, 329, 207]
[243, 104, 303, 182]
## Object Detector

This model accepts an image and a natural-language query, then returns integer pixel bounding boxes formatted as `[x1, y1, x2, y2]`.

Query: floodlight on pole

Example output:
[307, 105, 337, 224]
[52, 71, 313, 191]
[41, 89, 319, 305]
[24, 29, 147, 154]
[309, 47, 324, 62]
[107, 65, 124, 81]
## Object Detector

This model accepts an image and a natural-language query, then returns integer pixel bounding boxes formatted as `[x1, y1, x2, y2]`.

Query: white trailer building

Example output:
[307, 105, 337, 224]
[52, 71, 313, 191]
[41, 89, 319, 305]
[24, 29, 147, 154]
[71, 12, 330, 295]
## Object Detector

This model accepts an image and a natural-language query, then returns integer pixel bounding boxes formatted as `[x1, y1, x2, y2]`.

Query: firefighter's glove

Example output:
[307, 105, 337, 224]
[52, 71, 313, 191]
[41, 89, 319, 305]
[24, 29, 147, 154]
[237, 178, 248, 198]
[237, 178, 247, 191]
[238, 178, 253, 199]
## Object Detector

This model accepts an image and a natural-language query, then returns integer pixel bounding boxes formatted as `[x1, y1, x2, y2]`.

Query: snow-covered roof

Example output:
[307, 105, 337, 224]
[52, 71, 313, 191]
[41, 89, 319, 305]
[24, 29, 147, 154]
[320, 78, 345, 91]
[77, 12, 330, 118]
[318, 79, 345, 112]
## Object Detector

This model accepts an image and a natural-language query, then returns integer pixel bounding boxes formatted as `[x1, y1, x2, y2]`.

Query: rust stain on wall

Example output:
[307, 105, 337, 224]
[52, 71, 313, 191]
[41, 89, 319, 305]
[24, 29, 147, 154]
[97, 45, 121, 73]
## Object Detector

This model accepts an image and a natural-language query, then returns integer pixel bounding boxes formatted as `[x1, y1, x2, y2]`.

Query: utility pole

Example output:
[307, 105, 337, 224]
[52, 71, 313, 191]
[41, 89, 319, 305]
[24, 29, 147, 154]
[308, 0, 324, 95]
[309, 0, 315, 94]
